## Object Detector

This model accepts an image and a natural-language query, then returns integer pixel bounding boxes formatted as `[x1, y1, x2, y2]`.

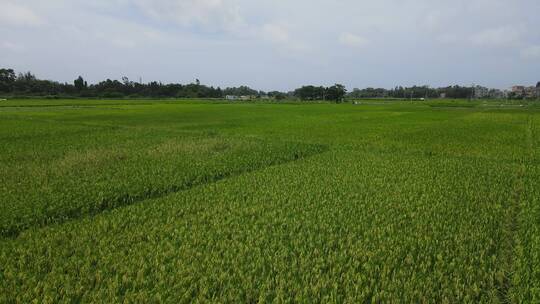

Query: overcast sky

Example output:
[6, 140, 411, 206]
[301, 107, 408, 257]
[1, 0, 539, 91]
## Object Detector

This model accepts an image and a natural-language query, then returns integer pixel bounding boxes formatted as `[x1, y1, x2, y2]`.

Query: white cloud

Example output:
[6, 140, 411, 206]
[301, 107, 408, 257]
[133, 0, 245, 32]
[521, 46, 540, 58]
[0, 41, 25, 52]
[262, 24, 290, 44]
[1, 0, 539, 90]
[0, 1, 43, 26]
[260, 23, 309, 53]
[424, 10, 447, 32]
[109, 39, 137, 49]
[469, 25, 524, 48]
[436, 33, 460, 44]
[339, 33, 369, 48]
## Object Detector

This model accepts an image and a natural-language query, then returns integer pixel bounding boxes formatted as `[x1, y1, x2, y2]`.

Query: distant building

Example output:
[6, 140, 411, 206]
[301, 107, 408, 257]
[512, 85, 525, 91]
[512, 86, 525, 93]
[510, 85, 539, 99]
[525, 86, 537, 99]
[511, 86, 526, 98]
[488, 89, 505, 99]
[227, 95, 255, 101]
[536, 82, 540, 98]
[474, 86, 489, 98]
[440, 93, 447, 99]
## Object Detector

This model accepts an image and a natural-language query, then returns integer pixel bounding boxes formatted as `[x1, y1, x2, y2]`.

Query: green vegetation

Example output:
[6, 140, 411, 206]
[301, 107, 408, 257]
[0, 125, 324, 237]
[1, 99, 539, 302]
[4, 68, 538, 101]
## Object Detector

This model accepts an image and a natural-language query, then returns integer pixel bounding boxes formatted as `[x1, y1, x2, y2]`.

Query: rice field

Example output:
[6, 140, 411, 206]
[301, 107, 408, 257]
[1, 99, 539, 302]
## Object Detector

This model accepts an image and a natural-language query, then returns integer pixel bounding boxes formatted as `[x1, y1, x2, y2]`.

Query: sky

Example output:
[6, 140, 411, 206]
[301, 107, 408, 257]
[1, 0, 539, 91]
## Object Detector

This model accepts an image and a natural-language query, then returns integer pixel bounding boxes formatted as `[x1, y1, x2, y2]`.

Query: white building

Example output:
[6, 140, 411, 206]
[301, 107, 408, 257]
[511, 86, 526, 98]
[474, 86, 489, 99]
[525, 86, 536, 99]
[488, 89, 505, 99]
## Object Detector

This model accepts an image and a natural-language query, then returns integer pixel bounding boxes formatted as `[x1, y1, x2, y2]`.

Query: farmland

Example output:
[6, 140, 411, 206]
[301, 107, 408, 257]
[1, 99, 539, 302]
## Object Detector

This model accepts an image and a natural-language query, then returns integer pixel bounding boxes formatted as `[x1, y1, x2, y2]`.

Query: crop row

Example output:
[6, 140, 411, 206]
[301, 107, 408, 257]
[0, 147, 522, 302]
[0, 123, 325, 237]
[1, 103, 538, 302]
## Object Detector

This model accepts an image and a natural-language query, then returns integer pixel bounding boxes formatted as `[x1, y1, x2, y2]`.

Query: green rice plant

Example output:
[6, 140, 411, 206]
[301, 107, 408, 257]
[0, 122, 325, 237]
[0, 99, 538, 302]
[509, 116, 540, 303]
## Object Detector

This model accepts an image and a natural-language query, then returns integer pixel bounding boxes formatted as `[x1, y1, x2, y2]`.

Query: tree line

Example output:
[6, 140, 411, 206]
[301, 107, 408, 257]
[0, 68, 532, 101]
[349, 86, 472, 99]
[0, 69, 258, 99]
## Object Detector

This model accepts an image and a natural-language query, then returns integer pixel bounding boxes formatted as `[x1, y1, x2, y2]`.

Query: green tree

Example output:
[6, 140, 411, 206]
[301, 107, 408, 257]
[0, 68, 16, 92]
[74, 76, 87, 92]
[294, 85, 325, 100]
[325, 84, 347, 102]
[268, 91, 287, 100]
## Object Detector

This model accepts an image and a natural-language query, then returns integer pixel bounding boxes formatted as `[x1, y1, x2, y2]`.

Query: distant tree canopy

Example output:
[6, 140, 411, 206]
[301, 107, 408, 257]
[0, 69, 16, 92]
[0, 69, 265, 99]
[294, 85, 326, 100]
[0, 67, 530, 100]
[326, 84, 347, 102]
[223, 86, 259, 97]
[293, 84, 347, 102]
[348, 85, 474, 99]
[74, 76, 87, 92]
[267, 91, 287, 100]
